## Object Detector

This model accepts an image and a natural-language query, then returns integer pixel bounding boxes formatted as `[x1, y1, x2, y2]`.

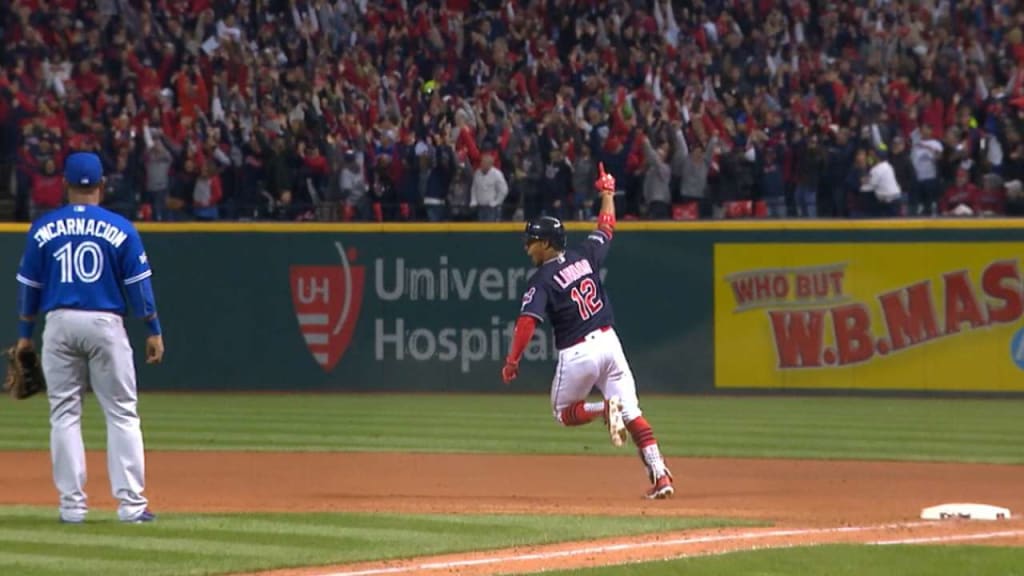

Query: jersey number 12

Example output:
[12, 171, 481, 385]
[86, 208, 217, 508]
[54, 241, 104, 284]
[570, 278, 603, 320]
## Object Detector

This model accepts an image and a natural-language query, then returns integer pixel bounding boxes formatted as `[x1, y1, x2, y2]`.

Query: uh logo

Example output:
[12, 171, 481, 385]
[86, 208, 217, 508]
[289, 242, 365, 372]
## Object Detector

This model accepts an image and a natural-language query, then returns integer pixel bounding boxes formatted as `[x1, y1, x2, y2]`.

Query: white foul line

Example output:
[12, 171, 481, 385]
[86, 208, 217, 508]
[315, 522, 934, 576]
[873, 529, 1024, 546]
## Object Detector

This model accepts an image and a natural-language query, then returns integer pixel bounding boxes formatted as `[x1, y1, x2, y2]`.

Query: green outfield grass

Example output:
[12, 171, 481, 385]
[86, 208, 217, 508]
[1, 394, 1023, 463]
[532, 544, 1024, 576]
[0, 507, 749, 576]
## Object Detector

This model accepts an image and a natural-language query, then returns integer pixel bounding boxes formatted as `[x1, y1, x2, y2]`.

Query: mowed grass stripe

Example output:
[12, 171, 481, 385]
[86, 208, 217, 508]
[120, 409, 1024, 432]
[189, 520, 439, 542]
[0, 429, 523, 444]
[0, 539, 229, 564]
[209, 512, 749, 536]
[26, 394, 1024, 419]
[531, 544, 1024, 576]
[1, 395, 1023, 463]
[8, 395, 1024, 425]
[4, 419, 1020, 443]
[679, 431, 1024, 449]
[0, 508, 752, 576]
[0, 541, 312, 576]
[0, 435, 1016, 462]
[0, 549, 156, 575]
[177, 396, 1024, 428]
[8, 422, 1009, 453]
[0, 527, 319, 557]
[678, 447, 1023, 464]
[139, 427, 571, 442]
[665, 423, 1021, 440]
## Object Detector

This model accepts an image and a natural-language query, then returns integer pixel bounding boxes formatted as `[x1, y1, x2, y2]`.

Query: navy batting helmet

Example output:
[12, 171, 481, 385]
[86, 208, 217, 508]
[524, 216, 566, 250]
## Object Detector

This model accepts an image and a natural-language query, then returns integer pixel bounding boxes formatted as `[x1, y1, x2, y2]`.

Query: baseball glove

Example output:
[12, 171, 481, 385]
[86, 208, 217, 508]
[3, 346, 46, 400]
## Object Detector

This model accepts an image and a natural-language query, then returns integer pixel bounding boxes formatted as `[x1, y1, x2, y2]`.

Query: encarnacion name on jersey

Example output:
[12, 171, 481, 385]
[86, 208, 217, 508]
[34, 218, 128, 249]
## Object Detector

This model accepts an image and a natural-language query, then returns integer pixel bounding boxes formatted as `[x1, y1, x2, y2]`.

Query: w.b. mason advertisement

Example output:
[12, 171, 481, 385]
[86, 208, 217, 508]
[715, 243, 1024, 391]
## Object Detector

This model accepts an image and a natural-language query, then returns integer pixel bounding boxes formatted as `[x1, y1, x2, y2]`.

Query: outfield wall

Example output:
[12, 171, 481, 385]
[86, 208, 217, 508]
[4, 220, 1024, 394]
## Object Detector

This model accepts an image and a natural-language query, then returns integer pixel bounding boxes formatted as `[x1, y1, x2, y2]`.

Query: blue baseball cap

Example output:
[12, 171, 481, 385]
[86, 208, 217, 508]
[64, 152, 103, 187]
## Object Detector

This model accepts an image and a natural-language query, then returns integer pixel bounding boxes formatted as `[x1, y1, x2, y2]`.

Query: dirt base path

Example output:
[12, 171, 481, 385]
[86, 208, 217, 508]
[0, 451, 1021, 575]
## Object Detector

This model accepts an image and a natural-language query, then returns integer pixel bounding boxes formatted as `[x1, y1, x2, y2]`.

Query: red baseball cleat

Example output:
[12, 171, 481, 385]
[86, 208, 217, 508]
[646, 470, 674, 500]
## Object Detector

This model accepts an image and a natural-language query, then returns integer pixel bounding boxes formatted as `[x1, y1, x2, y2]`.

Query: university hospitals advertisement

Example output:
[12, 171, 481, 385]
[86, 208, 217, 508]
[714, 243, 1024, 391]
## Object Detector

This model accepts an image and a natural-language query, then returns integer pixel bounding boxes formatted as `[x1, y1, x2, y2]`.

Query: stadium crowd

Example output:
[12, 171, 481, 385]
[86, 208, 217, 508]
[2, 0, 1024, 222]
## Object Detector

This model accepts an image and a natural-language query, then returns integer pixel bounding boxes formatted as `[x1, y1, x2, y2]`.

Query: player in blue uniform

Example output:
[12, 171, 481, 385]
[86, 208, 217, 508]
[16, 152, 164, 523]
[502, 164, 674, 499]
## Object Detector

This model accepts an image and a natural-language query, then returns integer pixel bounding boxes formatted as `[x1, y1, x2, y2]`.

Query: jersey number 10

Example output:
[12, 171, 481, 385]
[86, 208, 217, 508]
[570, 278, 603, 320]
[54, 241, 105, 284]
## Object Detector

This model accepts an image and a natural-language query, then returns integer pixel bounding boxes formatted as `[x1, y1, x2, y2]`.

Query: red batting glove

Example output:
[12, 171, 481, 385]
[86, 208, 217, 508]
[501, 359, 519, 385]
[595, 162, 616, 196]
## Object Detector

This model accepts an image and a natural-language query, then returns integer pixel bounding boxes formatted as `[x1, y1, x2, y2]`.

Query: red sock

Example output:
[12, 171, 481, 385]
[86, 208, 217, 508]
[627, 416, 670, 480]
[558, 401, 605, 426]
[626, 416, 657, 449]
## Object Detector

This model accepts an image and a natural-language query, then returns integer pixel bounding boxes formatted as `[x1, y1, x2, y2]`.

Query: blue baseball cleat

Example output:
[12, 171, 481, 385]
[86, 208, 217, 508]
[123, 509, 156, 523]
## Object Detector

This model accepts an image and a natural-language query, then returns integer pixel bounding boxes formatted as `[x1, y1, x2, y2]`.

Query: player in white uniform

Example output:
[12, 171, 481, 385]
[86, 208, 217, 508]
[502, 164, 674, 499]
[16, 152, 165, 523]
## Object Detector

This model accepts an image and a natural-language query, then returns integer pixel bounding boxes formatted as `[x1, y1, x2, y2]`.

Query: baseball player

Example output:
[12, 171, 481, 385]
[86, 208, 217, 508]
[15, 152, 164, 523]
[502, 164, 674, 499]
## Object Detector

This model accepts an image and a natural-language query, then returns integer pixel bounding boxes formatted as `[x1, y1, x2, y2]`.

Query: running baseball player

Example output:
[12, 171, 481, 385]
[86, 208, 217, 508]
[502, 163, 674, 499]
[15, 152, 164, 523]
